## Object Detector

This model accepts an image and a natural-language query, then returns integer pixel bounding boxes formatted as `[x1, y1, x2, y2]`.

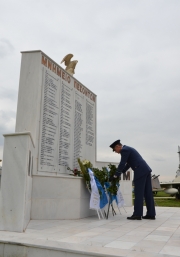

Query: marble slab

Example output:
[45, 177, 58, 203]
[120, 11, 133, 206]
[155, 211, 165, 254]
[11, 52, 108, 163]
[0, 207, 179, 257]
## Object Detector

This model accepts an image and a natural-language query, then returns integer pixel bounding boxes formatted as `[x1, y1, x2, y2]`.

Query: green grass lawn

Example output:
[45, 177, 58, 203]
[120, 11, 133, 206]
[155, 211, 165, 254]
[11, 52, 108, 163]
[132, 191, 180, 207]
[154, 198, 180, 207]
[153, 191, 180, 206]
[153, 191, 173, 197]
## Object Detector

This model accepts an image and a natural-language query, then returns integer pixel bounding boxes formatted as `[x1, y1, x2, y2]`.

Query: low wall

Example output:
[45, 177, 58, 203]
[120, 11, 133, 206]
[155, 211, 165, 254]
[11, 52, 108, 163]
[31, 175, 96, 219]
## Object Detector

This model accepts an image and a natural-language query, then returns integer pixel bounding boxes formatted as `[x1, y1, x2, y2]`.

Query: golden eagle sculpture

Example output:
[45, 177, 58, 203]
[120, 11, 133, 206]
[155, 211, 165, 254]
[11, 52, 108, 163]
[61, 54, 78, 76]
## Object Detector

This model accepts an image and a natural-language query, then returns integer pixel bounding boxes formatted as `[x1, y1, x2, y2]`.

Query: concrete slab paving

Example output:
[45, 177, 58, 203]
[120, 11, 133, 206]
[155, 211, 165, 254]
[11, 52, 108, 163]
[0, 206, 179, 257]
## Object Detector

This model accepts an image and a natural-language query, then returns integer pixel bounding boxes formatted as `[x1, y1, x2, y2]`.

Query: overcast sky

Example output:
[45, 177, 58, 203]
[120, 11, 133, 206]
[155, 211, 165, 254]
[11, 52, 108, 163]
[0, 0, 180, 181]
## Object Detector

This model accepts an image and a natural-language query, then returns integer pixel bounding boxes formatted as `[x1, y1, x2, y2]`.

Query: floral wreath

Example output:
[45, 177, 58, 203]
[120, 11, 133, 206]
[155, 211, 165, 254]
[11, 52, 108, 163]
[67, 159, 120, 195]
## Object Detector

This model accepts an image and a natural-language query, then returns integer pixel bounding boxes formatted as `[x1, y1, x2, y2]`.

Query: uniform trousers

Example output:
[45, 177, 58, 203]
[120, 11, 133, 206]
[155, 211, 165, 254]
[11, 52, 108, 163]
[133, 173, 156, 217]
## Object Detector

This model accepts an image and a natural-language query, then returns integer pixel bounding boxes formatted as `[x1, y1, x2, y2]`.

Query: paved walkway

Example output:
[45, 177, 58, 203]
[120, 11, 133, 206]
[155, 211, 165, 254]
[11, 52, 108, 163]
[0, 206, 180, 257]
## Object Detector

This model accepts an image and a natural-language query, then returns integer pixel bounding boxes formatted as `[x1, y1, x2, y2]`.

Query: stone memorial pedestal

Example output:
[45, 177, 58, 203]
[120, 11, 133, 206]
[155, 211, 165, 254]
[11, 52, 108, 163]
[0, 51, 132, 232]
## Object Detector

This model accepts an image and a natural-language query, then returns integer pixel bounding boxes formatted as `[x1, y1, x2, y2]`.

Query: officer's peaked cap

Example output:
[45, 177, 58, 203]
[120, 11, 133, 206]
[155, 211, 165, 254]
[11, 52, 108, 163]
[109, 139, 121, 151]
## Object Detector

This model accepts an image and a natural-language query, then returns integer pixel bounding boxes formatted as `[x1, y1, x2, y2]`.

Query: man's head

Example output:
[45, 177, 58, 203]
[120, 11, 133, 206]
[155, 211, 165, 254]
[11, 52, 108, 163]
[109, 139, 122, 154]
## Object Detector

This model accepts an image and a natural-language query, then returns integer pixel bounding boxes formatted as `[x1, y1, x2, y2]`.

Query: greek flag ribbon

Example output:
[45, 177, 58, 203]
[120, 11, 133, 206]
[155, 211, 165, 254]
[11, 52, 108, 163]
[116, 185, 125, 208]
[88, 168, 108, 210]
[104, 182, 117, 204]
[105, 182, 125, 207]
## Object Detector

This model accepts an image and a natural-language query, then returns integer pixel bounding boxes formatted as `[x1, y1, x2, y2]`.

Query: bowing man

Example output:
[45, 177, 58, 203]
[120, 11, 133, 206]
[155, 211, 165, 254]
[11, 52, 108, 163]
[109, 139, 156, 220]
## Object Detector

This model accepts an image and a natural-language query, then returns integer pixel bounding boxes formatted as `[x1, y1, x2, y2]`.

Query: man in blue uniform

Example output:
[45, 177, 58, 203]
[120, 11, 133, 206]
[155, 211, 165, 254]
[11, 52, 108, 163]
[109, 140, 156, 220]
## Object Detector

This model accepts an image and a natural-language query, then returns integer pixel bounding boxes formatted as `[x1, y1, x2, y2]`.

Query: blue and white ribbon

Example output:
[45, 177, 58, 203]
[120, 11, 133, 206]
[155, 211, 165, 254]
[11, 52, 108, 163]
[88, 168, 108, 210]
[104, 182, 125, 207]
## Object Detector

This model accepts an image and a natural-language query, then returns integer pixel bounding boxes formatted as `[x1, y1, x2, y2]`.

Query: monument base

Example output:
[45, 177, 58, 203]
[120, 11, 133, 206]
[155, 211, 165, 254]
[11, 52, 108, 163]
[31, 175, 96, 219]
[0, 133, 95, 233]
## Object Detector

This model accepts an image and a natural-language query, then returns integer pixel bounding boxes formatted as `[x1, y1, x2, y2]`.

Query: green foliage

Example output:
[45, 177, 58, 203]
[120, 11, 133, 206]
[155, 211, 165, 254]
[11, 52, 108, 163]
[153, 191, 174, 197]
[132, 192, 180, 207]
[92, 167, 108, 188]
[106, 163, 119, 195]
[108, 163, 117, 177]
[153, 199, 180, 207]
[70, 159, 120, 196]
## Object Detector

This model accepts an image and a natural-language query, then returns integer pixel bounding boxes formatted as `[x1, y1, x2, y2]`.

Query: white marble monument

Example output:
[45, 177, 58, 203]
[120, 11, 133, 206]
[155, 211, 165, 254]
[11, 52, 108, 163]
[0, 51, 132, 232]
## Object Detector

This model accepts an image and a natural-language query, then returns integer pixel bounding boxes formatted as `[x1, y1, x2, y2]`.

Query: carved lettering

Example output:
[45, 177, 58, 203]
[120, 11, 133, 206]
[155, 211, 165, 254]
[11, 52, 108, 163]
[42, 56, 47, 67]
[123, 171, 130, 180]
[57, 67, 61, 77]
[41, 55, 72, 82]
[74, 81, 96, 102]
[48, 60, 52, 70]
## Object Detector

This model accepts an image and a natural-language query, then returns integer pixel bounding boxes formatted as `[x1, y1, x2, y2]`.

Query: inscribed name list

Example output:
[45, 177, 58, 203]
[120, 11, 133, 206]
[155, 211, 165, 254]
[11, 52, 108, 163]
[39, 70, 59, 172]
[59, 81, 73, 167]
[39, 54, 96, 173]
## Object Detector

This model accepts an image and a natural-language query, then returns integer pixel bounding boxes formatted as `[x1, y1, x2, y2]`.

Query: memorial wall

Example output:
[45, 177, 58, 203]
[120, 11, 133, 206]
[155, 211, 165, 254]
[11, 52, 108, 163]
[0, 51, 132, 231]
[16, 51, 96, 175]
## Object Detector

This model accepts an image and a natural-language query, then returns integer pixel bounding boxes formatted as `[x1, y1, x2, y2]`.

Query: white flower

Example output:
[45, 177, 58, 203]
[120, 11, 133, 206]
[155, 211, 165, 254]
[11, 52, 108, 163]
[82, 159, 90, 165]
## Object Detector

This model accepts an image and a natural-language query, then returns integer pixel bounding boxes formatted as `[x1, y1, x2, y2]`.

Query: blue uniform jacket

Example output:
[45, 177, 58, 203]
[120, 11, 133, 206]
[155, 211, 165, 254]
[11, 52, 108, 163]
[115, 145, 152, 181]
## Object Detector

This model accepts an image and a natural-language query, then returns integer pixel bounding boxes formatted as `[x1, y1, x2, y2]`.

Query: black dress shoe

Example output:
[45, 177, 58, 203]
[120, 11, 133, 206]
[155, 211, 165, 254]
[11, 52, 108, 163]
[142, 215, 155, 220]
[127, 215, 141, 220]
